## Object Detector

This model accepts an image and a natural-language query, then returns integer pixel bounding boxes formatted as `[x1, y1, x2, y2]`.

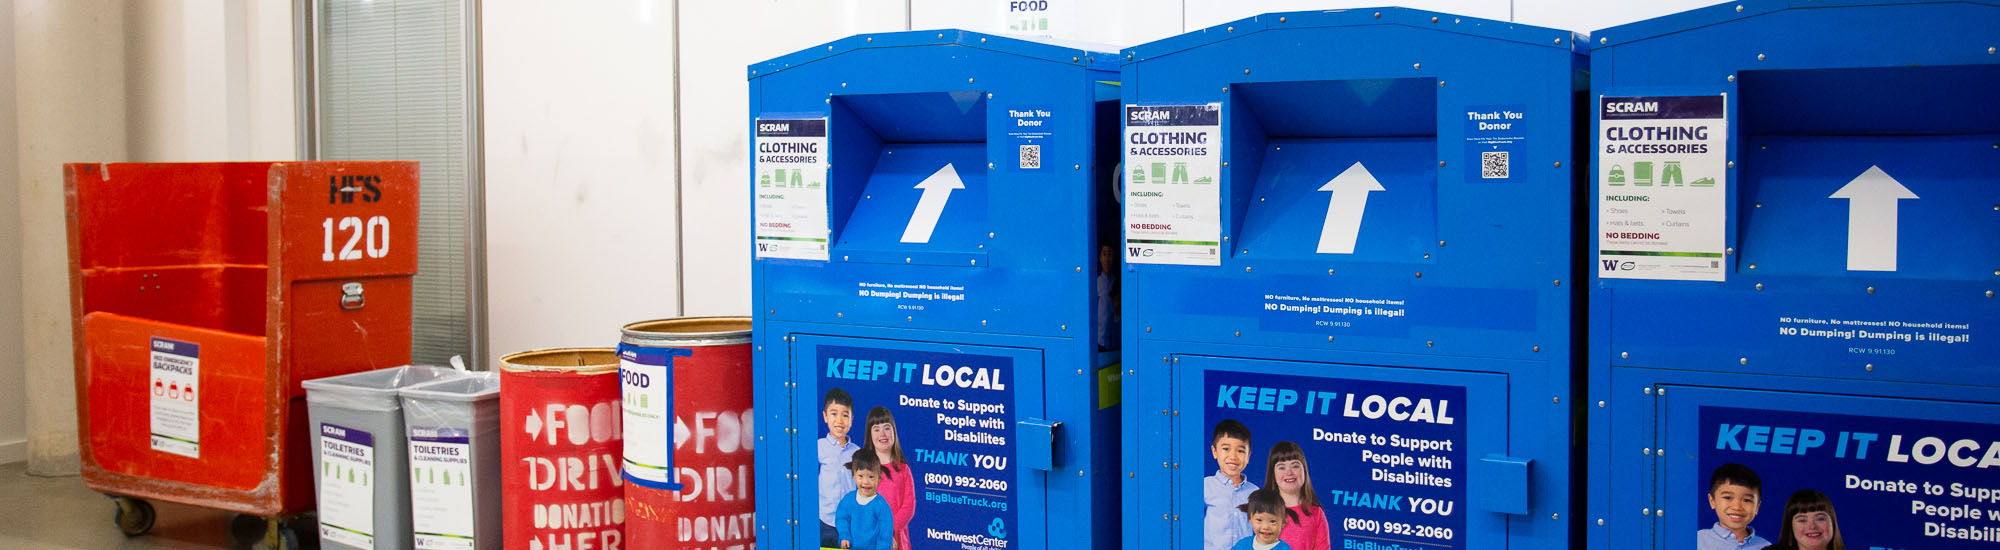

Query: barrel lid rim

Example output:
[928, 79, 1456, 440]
[498, 347, 621, 373]
[620, 316, 753, 346]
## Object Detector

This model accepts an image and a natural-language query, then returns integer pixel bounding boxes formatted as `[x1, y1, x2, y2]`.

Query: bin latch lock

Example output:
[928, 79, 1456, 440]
[1474, 454, 1533, 515]
[341, 282, 365, 310]
[1017, 419, 1062, 471]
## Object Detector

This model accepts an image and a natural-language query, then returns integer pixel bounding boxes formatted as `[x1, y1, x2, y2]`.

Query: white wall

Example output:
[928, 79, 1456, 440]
[908, 0, 1179, 50]
[242, 1, 294, 162]
[480, 0, 685, 362]
[675, 1, 910, 317]
[0, 0, 25, 465]
[15, 0, 125, 475]
[12, 0, 290, 471]
[126, 0, 293, 163]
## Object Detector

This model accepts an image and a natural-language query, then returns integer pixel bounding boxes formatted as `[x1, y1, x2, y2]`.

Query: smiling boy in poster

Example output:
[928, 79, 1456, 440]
[1698, 463, 1771, 550]
[820, 388, 860, 548]
[1206, 419, 1258, 550]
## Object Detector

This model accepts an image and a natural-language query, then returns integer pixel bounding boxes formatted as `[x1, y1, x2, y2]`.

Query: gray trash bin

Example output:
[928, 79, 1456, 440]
[398, 372, 501, 550]
[305, 366, 464, 550]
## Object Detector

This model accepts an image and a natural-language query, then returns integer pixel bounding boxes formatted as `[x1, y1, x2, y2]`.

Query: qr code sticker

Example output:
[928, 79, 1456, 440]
[1481, 151, 1509, 179]
[1019, 144, 1041, 169]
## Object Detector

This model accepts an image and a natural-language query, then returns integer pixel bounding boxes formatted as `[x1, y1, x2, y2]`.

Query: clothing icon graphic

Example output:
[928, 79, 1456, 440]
[1661, 161, 1684, 187]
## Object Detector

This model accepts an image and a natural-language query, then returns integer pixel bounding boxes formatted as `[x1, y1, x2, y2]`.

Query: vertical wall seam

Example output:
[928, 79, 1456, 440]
[466, 0, 490, 366]
[672, 0, 687, 317]
[294, 0, 315, 161]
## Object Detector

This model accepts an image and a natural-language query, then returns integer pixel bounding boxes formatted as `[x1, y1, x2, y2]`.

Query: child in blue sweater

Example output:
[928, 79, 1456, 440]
[836, 447, 894, 550]
[1234, 488, 1298, 550]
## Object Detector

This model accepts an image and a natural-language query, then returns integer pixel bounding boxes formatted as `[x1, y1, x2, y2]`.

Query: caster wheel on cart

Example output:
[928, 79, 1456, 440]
[230, 512, 272, 542]
[258, 515, 317, 550]
[259, 518, 296, 550]
[111, 496, 156, 537]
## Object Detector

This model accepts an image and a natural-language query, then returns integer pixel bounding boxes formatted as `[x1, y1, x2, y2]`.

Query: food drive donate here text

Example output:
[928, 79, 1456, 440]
[520, 399, 624, 550]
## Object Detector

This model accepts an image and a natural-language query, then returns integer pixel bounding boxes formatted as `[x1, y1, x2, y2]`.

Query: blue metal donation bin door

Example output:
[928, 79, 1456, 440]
[1119, 10, 1588, 550]
[1587, 2, 2000, 549]
[749, 31, 1126, 550]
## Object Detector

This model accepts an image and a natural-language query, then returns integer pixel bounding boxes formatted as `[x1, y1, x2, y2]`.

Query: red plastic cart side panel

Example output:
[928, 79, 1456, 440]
[77, 265, 268, 336]
[269, 162, 419, 282]
[283, 277, 416, 396]
[265, 161, 419, 511]
[266, 160, 418, 392]
[68, 162, 271, 270]
[79, 313, 273, 508]
[265, 161, 418, 399]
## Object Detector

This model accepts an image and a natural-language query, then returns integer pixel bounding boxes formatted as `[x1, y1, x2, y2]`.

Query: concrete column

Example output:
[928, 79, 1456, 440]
[15, 0, 126, 476]
[0, 0, 24, 466]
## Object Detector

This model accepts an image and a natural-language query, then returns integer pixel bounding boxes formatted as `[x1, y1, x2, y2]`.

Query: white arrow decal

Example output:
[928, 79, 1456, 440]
[901, 163, 965, 243]
[1829, 165, 1917, 272]
[673, 415, 690, 451]
[1316, 162, 1386, 254]
[524, 409, 542, 441]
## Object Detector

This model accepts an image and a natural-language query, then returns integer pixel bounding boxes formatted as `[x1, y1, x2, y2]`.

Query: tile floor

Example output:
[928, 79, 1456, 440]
[0, 461, 256, 549]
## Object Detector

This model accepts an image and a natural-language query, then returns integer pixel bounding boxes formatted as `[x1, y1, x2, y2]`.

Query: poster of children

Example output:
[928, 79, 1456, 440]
[1202, 371, 1468, 550]
[818, 344, 1018, 550]
[1694, 406, 2000, 550]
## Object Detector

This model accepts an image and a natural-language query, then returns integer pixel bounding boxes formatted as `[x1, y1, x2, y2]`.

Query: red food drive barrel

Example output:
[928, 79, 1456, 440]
[617, 318, 754, 550]
[500, 348, 625, 550]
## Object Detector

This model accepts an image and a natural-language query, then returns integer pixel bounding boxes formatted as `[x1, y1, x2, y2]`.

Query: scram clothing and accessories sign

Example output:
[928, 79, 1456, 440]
[755, 118, 831, 261]
[1598, 95, 1729, 282]
[1124, 104, 1222, 266]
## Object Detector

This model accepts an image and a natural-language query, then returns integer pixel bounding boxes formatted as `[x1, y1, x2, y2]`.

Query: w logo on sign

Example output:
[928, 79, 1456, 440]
[1602, 259, 1634, 271]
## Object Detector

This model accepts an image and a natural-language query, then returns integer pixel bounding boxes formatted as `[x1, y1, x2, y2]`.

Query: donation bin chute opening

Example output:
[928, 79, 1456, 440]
[1734, 63, 2000, 281]
[827, 90, 991, 266]
[1228, 77, 1441, 264]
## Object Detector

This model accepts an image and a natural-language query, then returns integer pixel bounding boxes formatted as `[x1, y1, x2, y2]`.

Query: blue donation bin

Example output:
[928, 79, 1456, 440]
[1119, 9, 1587, 550]
[749, 31, 1124, 550]
[1587, 2, 2000, 549]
